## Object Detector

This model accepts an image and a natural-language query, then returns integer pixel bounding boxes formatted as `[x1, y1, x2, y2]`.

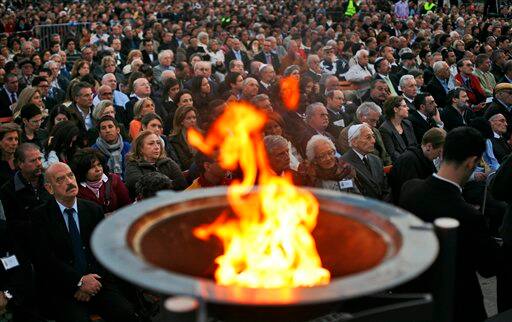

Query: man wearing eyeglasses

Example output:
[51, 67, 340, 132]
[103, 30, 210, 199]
[485, 83, 512, 141]
[455, 59, 487, 110]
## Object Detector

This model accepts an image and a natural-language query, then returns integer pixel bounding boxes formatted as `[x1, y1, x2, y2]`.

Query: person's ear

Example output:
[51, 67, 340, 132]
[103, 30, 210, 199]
[466, 155, 479, 171]
[44, 182, 54, 195]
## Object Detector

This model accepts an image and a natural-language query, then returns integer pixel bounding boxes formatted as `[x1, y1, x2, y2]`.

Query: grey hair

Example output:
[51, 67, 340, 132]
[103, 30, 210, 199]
[266, 36, 276, 42]
[305, 102, 325, 123]
[264, 135, 288, 154]
[356, 102, 382, 119]
[433, 61, 447, 74]
[158, 50, 173, 63]
[305, 134, 335, 162]
[194, 60, 211, 71]
[251, 94, 270, 104]
[348, 123, 372, 147]
[242, 77, 258, 87]
[197, 31, 209, 41]
[93, 100, 114, 121]
[399, 74, 415, 88]
[283, 65, 300, 76]
[488, 113, 505, 122]
[307, 54, 320, 67]
[355, 49, 369, 60]
[101, 73, 116, 84]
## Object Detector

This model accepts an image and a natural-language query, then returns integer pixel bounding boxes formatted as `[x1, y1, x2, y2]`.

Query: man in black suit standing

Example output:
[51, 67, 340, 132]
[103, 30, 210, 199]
[341, 123, 389, 200]
[408, 93, 444, 143]
[441, 88, 475, 132]
[253, 39, 280, 72]
[400, 127, 500, 322]
[31, 162, 140, 322]
[0, 74, 19, 120]
[224, 38, 250, 71]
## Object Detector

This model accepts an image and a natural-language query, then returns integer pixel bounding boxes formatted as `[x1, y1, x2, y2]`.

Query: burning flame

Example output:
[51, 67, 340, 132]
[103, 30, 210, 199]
[188, 77, 330, 288]
[280, 76, 300, 110]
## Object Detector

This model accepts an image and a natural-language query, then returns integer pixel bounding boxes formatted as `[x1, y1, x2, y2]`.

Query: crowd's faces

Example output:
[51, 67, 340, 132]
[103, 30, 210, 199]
[327, 90, 345, 110]
[460, 60, 474, 75]
[264, 120, 283, 136]
[313, 140, 336, 170]
[82, 48, 94, 62]
[103, 61, 116, 74]
[37, 80, 50, 96]
[200, 77, 211, 94]
[437, 62, 451, 80]
[21, 63, 34, 76]
[103, 75, 117, 90]
[30, 91, 44, 108]
[262, 41, 271, 54]
[454, 91, 470, 110]
[161, 52, 173, 67]
[67, 40, 76, 53]
[168, 84, 180, 100]
[309, 57, 321, 73]
[446, 51, 457, 65]
[141, 100, 156, 117]
[141, 133, 162, 163]
[99, 120, 120, 143]
[268, 144, 290, 174]
[112, 39, 122, 52]
[45, 164, 78, 200]
[86, 159, 104, 182]
[177, 93, 193, 108]
[401, 79, 417, 99]
[242, 78, 259, 97]
[370, 81, 390, 102]
[423, 96, 438, 115]
[182, 110, 197, 129]
[309, 105, 329, 131]
[377, 59, 391, 75]
[360, 110, 381, 128]
[0, 131, 19, 155]
[79, 62, 90, 77]
[478, 58, 491, 72]
[24, 113, 44, 132]
[145, 119, 163, 136]
[260, 66, 276, 83]
[134, 79, 151, 97]
[19, 148, 43, 179]
[231, 60, 245, 74]
[144, 41, 154, 53]
[352, 126, 376, 155]
[98, 86, 113, 100]
[232, 39, 241, 51]
[304, 81, 314, 94]
[76, 87, 94, 108]
[394, 100, 409, 119]
[490, 114, 508, 135]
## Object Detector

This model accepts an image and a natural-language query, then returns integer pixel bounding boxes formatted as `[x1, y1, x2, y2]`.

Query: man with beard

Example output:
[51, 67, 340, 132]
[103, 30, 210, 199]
[31, 162, 141, 322]
[441, 88, 476, 131]
[408, 93, 444, 142]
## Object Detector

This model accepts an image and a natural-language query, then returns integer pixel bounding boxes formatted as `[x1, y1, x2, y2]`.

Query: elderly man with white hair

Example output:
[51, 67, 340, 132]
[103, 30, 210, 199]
[426, 60, 457, 108]
[343, 49, 375, 88]
[258, 64, 276, 94]
[399, 74, 418, 110]
[341, 124, 389, 200]
[299, 102, 338, 158]
[153, 50, 175, 82]
[92, 73, 129, 107]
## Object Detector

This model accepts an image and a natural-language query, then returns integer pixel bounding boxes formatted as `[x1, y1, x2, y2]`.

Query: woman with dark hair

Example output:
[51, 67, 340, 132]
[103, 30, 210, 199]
[19, 103, 44, 150]
[298, 75, 318, 112]
[125, 130, 186, 198]
[379, 96, 418, 162]
[263, 112, 302, 169]
[169, 105, 199, 171]
[174, 89, 194, 108]
[43, 121, 80, 167]
[190, 76, 212, 113]
[220, 72, 243, 98]
[70, 147, 131, 214]
[0, 123, 21, 186]
[70, 59, 91, 80]
[160, 78, 181, 135]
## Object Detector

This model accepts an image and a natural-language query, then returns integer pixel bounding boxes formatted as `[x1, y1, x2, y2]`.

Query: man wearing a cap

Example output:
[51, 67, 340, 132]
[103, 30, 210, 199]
[390, 52, 416, 89]
[320, 45, 349, 78]
[485, 83, 512, 140]
[18, 59, 35, 90]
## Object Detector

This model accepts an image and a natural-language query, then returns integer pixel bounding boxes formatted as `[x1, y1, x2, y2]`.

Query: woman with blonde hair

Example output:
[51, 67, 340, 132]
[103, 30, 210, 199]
[12, 86, 46, 120]
[125, 130, 186, 198]
[129, 98, 156, 140]
[169, 105, 198, 171]
[92, 100, 116, 122]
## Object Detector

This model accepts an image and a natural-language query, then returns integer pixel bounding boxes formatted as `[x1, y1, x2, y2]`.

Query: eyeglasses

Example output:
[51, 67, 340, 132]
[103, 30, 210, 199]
[315, 149, 336, 161]
[29, 118, 44, 125]
[464, 63, 474, 67]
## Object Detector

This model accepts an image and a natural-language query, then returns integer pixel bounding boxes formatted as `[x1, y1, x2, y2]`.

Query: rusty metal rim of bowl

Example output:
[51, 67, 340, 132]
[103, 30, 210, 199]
[91, 187, 438, 306]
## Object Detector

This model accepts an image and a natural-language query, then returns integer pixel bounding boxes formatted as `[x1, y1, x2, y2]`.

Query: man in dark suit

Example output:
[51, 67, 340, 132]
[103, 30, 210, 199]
[257, 64, 276, 95]
[409, 93, 444, 143]
[299, 102, 338, 158]
[302, 54, 322, 83]
[388, 128, 445, 203]
[325, 90, 352, 139]
[0, 73, 18, 120]
[341, 123, 389, 200]
[426, 61, 454, 109]
[253, 39, 280, 72]
[31, 162, 140, 322]
[441, 88, 476, 132]
[141, 39, 158, 66]
[224, 38, 250, 71]
[488, 113, 512, 163]
[485, 83, 512, 140]
[400, 127, 500, 322]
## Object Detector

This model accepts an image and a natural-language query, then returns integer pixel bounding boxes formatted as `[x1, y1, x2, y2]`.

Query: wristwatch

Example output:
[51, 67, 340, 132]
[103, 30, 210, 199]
[2, 290, 12, 300]
[77, 278, 84, 288]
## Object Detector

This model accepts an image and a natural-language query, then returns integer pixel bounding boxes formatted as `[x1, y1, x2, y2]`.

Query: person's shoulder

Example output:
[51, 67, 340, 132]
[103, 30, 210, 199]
[77, 197, 103, 213]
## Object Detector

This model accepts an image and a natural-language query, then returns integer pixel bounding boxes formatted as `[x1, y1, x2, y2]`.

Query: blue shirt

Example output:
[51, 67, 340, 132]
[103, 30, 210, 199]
[56, 199, 80, 233]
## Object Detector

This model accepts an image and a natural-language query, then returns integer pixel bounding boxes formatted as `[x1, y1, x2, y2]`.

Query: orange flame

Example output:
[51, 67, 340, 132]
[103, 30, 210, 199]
[189, 101, 330, 288]
[280, 76, 301, 110]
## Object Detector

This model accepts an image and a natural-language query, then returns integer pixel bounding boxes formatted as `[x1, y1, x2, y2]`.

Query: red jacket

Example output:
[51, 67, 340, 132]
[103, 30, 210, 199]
[77, 173, 132, 214]
[455, 73, 487, 106]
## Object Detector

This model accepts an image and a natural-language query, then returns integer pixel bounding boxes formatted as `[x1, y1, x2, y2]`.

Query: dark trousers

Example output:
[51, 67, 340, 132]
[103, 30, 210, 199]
[498, 244, 512, 312]
[51, 282, 140, 322]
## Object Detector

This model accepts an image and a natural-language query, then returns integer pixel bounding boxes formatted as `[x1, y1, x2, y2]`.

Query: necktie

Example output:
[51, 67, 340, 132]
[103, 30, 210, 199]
[10, 93, 16, 104]
[266, 54, 272, 65]
[383, 76, 397, 96]
[363, 156, 372, 175]
[64, 208, 87, 274]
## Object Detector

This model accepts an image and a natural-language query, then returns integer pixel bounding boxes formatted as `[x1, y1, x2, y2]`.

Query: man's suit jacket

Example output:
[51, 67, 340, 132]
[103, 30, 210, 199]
[341, 149, 389, 200]
[141, 50, 159, 66]
[491, 136, 512, 164]
[325, 107, 351, 139]
[31, 198, 105, 296]
[225, 49, 250, 70]
[400, 176, 499, 322]
[441, 105, 475, 132]
[426, 77, 450, 109]
[407, 109, 439, 143]
[302, 69, 322, 83]
[253, 51, 280, 72]
[379, 119, 418, 162]
[0, 88, 15, 119]
[485, 100, 512, 139]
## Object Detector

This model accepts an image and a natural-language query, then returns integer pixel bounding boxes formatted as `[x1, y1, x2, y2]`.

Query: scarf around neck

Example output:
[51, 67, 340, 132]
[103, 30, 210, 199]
[95, 135, 124, 175]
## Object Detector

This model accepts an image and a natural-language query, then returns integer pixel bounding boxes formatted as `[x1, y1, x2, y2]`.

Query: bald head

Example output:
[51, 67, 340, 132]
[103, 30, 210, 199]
[44, 162, 79, 204]
[102, 73, 117, 91]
